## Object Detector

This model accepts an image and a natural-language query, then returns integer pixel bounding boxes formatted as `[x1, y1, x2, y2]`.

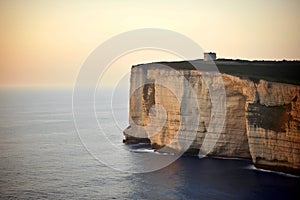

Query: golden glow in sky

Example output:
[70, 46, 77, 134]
[0, 0, 299, 87]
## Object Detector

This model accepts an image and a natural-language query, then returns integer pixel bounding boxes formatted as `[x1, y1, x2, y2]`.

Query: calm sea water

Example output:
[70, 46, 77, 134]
[0, 88, 299, 200]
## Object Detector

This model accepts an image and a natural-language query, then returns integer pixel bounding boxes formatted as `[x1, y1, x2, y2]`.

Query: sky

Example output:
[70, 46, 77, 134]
[0, 0, 299, 87]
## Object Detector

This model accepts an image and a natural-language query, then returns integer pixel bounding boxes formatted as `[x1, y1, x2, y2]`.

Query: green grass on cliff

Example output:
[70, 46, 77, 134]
[136, 59, 300, 85]
[215, 60, 300, 85]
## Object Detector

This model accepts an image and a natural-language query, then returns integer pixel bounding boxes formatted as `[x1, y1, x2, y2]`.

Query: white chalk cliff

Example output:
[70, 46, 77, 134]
[124, 62, 300, 175]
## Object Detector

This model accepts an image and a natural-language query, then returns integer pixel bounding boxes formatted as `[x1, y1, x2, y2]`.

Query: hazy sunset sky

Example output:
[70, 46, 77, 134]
[0, 0, 299, 87]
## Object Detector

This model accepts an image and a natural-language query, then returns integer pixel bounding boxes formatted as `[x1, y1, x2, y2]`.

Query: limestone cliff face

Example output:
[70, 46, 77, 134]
[123, 64, 300, 175]
[246, 80, 300, 174]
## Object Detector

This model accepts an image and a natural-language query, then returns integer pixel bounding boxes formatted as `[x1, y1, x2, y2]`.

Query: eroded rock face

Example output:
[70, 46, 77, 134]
[123, 64, 300, 175]
[246, 80, 300, 174]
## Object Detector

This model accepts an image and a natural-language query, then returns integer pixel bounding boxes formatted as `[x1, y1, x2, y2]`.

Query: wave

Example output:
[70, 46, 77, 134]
[245, 164, 300, 178]
[130, 149, 155, 153]
[154, 151, 175, 156]
[129, 148, 175, 156]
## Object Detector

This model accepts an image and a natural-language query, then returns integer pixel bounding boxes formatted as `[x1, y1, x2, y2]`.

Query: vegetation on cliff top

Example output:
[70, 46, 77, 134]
[133, 59, 300, 85]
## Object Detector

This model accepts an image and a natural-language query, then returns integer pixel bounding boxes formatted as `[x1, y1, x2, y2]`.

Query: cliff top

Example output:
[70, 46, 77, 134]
[133, 59, 300, 85]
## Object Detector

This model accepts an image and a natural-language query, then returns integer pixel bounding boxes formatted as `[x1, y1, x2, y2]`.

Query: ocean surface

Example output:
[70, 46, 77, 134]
[0, 88, 299, 200]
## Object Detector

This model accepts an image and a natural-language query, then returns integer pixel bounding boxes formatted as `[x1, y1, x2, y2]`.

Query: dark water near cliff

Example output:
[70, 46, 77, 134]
[0, 88, 299, 200]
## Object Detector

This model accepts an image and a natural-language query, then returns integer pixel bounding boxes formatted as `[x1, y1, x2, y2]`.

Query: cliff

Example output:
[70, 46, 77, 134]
[123, 61, 300, 175]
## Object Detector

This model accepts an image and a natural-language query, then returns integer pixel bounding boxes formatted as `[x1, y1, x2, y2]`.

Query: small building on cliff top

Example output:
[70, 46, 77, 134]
[204, 52, 217, 61]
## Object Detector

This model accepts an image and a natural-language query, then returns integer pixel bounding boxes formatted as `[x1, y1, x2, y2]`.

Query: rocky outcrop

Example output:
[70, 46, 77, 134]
[123, 63, 300, 175]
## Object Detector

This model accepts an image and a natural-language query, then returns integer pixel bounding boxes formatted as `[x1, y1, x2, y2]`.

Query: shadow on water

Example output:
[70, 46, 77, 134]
[129, 156, 300, 200]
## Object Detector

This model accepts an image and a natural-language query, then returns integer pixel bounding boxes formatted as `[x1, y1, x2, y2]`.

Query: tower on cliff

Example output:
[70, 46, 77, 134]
[204, 52, 217, 61]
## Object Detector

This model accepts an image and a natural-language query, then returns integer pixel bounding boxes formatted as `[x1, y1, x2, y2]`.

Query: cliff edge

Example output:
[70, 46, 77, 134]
[123, 60, 300, 175]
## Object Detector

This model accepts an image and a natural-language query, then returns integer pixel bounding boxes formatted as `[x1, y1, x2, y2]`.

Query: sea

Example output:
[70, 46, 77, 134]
[0, 88, 299, 200]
